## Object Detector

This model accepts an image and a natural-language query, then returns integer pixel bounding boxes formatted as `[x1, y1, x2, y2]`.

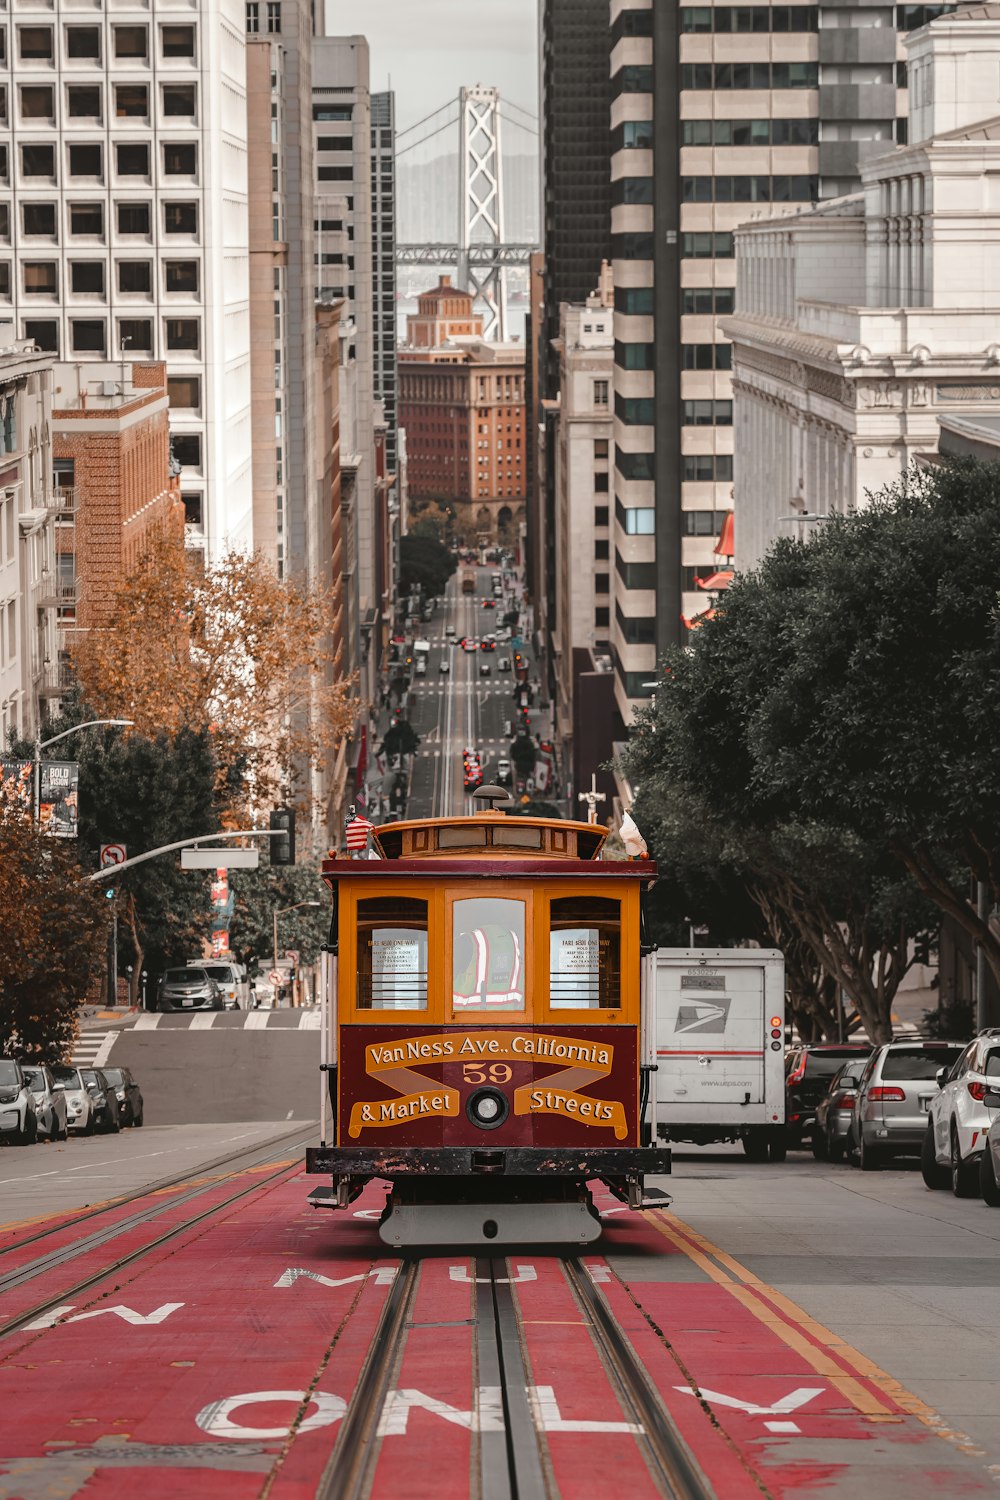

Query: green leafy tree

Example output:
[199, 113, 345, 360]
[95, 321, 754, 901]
[227, 858, 330, 975]
[399, 534, 457, 598]
[17, 693, 221, 1000]
[0, 801, 106, 1060]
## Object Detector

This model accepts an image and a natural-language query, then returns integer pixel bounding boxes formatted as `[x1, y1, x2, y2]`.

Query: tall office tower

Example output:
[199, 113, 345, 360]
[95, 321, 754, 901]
[312, 35, 378, 706]
[606, 0, 947, 726]
[0, 0, 253, 554]
[536, 0, 612, 686]
[245, 0, 317, 581]
[370, 91, 398, 476]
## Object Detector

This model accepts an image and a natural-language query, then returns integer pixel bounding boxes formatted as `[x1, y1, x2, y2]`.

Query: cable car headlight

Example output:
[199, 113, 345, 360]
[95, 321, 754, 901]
[467, 1088, 509, 1130]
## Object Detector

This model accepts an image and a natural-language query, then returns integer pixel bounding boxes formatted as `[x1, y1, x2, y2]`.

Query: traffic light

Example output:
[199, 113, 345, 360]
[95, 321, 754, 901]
[269, 808, 296, 866]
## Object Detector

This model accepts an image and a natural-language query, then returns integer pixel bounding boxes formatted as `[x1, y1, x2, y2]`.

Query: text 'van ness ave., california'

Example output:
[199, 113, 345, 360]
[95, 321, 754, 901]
[365, 1032, 613, 1071]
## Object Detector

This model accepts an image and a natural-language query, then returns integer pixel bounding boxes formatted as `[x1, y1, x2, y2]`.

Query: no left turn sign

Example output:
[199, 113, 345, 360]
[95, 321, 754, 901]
[100, 843, 127, 868]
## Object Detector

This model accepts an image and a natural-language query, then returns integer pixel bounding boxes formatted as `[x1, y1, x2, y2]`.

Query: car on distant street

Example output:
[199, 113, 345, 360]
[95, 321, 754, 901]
[850, 1040, 966, 1170]
[0, 1058, 39, 1145]
[811, 1060, 867, 1162]
[158, 966, 224, 1013]
[923, 1029, 1000, 1195]
[783, 1043, 872, 1149]
[188, 959, 247, 1010]
[481, 598, 496, 609]
[22, 1063, 68, 1141]
[496, 758, 512, 786]
[79, 1068, 122, 1133]
[439, 659, 450, 674]
[497, 656, 511, 673]
[463, 638, 478, 653]
[479, 661, 491, 677]
[445, 625, 456, 638]
[51, 1065, 97, 1135]
[101, 1066, 144, 1127]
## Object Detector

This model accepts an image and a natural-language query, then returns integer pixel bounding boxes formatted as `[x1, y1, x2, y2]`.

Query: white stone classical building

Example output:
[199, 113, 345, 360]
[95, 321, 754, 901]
[550, 278, 614, 781]
[724, 3, 1000, 570]
[0, 0, 252, 553]
[0, 332, 58, 744]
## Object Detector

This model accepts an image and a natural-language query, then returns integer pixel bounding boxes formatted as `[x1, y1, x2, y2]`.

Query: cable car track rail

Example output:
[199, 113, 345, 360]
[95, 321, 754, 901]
[0, 1128, 315, 1341]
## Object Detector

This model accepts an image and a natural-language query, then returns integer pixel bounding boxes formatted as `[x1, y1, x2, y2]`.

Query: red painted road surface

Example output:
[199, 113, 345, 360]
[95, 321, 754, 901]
[0, 1171, 995, 1498]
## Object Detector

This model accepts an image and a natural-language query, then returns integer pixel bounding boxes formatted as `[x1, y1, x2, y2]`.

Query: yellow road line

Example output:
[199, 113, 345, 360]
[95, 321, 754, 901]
[650, 1210, 987, 1457]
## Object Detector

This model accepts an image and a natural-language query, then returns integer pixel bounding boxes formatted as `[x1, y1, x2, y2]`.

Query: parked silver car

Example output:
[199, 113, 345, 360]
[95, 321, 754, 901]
[22, 1063, 68, 1141]
[852, 1039, 965, 1171]
[51, 1064, 96, 1134]
[811, 1060, 867, 1162]
[980, 1084, 1000, 1205]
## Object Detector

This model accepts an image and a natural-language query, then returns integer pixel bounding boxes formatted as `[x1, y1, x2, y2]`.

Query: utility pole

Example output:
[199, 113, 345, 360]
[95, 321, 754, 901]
[577, 773, 606, 825]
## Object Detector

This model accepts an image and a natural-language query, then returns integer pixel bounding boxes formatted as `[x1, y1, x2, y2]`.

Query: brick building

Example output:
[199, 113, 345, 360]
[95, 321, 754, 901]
[399, 276, 527, 540]
[51, 359, 182, 637]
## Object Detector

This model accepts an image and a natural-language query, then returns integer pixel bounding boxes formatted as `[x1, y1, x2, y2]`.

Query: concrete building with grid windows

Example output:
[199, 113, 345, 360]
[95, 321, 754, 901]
[605, 0, 959, 724]
[370, 90, 397, 477]
[0, 0, 253, 554]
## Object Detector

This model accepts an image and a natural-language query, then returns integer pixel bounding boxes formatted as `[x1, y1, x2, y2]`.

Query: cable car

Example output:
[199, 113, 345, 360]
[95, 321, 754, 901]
[306, 788, 671, 1246]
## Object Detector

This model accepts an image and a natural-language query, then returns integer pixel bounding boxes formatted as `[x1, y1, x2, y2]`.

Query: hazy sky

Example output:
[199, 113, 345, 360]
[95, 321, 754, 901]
[324, 0, 538, 134]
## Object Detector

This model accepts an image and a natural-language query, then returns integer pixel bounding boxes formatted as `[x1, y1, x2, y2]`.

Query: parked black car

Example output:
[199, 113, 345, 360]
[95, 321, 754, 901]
[101, 1066, 144, 1127]
[157, 967, 223, 1012]
[811, 1059, 869, 1162]
[78, 1068, 122, 1133]
[784, 1043, 872, 1148]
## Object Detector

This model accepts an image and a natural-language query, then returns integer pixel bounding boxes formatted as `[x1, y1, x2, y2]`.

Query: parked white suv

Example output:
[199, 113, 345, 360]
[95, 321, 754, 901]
[923, 1029, 1000, 1196]
[187, 958, 248, 1009]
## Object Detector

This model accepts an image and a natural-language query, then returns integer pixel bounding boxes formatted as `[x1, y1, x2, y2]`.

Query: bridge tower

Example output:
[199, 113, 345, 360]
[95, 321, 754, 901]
[457, 85, 508, 341]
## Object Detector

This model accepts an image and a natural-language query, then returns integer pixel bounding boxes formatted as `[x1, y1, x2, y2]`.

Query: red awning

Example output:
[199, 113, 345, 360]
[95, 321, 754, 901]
[681, 608, 716, 631]
[695, 569, 733, 591]
[715, 512, 734, 559]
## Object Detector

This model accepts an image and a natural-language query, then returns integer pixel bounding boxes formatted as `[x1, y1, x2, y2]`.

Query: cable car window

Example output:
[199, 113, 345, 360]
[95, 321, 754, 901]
[453, 897, 525, 1010]
[549, 897, 620, 1008]
[491, 826, 543, 849]
[357, 897, 428, 1009]
[438, 826, 487, 847]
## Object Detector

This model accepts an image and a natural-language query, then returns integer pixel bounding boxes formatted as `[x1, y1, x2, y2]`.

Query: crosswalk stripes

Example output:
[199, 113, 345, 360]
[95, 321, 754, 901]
[71, 1031, 117, 1066]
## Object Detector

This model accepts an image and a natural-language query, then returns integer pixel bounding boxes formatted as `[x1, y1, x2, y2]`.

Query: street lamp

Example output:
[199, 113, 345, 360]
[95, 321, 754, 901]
[34, 718, 134, 822]
[273, 900, 321, 1007]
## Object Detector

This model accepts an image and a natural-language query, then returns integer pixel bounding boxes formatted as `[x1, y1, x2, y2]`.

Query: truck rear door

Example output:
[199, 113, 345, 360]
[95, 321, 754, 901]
[656, 962, 765, 1108]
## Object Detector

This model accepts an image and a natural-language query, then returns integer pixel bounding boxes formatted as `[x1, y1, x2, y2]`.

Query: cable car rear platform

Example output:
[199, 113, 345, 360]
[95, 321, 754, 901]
[306, 1146, 672, 1245]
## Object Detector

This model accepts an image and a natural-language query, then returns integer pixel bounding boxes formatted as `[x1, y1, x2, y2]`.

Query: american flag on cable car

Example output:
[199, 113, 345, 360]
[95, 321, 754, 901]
[345, 813, 375, 851]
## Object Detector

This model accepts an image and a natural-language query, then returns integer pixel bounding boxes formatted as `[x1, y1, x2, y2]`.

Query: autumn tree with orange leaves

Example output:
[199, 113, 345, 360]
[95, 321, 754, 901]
[71, 535, 357, 816]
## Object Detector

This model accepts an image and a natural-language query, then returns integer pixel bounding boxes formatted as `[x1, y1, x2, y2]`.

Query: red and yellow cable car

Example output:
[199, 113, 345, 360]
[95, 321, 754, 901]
[306, 790, 670, 1245]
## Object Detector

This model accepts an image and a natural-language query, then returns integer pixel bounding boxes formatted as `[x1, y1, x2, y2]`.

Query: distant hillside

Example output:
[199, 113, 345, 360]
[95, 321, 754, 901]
[397, 151, 539, 245]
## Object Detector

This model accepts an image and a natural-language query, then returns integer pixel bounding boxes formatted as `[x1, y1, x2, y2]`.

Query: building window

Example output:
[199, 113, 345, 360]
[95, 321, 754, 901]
[266, 1, 282, 31]
[681, 6, 819, 31]
[19, 26, 54, 60]
[595, 573, 610, 595]
[313, 105, 353, 121]
[71, 319, 106, 352]
[616, 500, 656, 535]
[113, 26, 148, 58]
[317, 136, 354, 152]
[611, 65, 653, 97]
[595, 471, 610, 493]
[611, 120, 654, 152]
[164, 142, 197, 176]
[67, 85, 102, 119]
[164, 202, 197, 235]
[163, 85, 196, 117]
[593, 380, 609, 408]
[0, 204, 7, 239]
[616, 287, 654, 317]
[681, 61, 818, 88]
[615, 395, 656, 425]
[683, 399, 734, 425]
[610, 232, 654, 261]
[116, 142, 150, 177]
[70, 261, 104, 294]
[318, 165, 353, 181]
[68, 143, 102, 178]
[897, 4, 956, 27]
[682, 232, 735, 260]
[23, 202, 56, 237]
[682, 455, 734, 482]
[115, 84, 148, 118]
[595, 539, 610, 562]
[615, 449, 655, 482]
[23, 319, 58, 352]
[683, 118, 818, 147]
[118, 317, 151, 351]
[182, 492, 203, 526]
[594, 506, 609, 527]
[21, 85, 54, 120]
[615, 554, 657, 590]
[595, 606, 610, 629]
[69, 202, 103, 237]
[245, 2, 260, 33]
[117, 202, 151, 235]
[165, 261, 198, 293]
[23, 261, 57, 295]
[22, 144, 56, 178]
[171, 432, 201, 467]
[610, 176, 654, 206]
[167, 375, 200, 409]
[683, 175, 818, 205]
[682, 343, 733, 371]
[161, 24, 195, 57]
[682, 288, 735, 315]
[118, 260, 151, 293]
[165, 317, 199, 350]
[66, 26, 101, 59]
[0, 262, 9, 298]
